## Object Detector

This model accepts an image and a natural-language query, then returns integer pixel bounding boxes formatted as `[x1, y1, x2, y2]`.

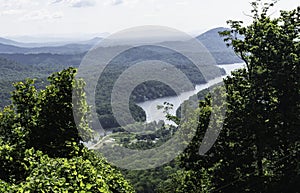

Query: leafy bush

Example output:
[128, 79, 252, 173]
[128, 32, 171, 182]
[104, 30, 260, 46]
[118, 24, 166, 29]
[0, 68, 135, 192]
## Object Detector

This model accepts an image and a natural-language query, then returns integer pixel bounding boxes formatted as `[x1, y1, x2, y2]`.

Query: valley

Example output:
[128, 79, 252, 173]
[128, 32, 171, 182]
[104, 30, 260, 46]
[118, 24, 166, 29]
[0, 27, 239, 130]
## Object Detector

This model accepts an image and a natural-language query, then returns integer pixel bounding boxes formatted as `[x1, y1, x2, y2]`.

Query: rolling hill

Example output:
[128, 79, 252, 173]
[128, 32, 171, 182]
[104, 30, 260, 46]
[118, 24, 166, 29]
[197, 27, 243, 64]
[0, 37, 102, 48]
[0, 27, 242, 64]
[0, 43, 92, 54]
[0, 27, 242, 128]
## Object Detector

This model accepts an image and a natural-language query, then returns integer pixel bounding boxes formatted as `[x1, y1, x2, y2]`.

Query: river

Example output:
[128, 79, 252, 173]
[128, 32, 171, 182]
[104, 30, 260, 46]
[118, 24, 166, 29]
[136, 63, 245, 124]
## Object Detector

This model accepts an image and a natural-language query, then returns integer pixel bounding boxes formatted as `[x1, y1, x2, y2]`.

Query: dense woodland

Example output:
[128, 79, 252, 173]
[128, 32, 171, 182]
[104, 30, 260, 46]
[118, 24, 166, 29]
[0, 1, 299, 192]
[0, 45, 225, 129]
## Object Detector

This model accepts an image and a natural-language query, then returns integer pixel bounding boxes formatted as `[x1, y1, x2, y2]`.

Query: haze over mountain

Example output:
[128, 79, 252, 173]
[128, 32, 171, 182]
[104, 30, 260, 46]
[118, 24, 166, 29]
[197, 27, 243, 64]
[0, 27, 242, 64]
[0, 27, 236, 128]
[0, 37, 102, 49]
[0, 43, 92, 55]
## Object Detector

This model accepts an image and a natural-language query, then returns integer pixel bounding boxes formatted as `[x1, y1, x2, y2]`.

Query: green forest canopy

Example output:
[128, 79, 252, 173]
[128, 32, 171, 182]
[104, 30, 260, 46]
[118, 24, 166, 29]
[0, 1, 299, 192]
[0, 68, 134, 192]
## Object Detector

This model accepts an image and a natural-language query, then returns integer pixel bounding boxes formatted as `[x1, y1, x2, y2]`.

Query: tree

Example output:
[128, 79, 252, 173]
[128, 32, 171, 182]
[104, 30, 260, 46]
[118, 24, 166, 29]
[11, 67, 93, 157]
[0, 106, 29, 183]
[0, 68, 135, 192]
[177, 1, 299, 192]
[221, 1, 299, 191]
[0, 147, 135, 192]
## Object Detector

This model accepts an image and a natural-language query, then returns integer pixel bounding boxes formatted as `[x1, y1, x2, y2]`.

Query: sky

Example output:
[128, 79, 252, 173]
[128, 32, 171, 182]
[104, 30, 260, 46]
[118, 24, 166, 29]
[0, 0, 299, 41]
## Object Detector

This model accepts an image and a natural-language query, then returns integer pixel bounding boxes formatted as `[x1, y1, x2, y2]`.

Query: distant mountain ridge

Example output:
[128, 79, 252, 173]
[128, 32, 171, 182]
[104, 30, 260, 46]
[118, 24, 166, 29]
[0, 27, 242, 64]
[0, 36, 102, 48]
[0, 42, 92, 54]
[0, 37, 24, 47]
[197, 27, 243, 64]
[0, 28, 240, 128]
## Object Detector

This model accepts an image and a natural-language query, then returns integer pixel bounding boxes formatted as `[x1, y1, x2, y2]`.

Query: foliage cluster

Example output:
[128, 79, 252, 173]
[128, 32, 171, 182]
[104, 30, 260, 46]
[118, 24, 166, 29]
[160, 2, 300, 192]
[0, 68, 135, 192]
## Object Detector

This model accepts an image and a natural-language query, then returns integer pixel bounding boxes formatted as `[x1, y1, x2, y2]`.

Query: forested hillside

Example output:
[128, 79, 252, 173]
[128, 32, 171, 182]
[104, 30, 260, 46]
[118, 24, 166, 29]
[94, 3, 299, 192]
[0, 44, 225, 129]
[0, 57, 69, 108]
[0, 1, 299, 192]
[157, 3, 300, 193]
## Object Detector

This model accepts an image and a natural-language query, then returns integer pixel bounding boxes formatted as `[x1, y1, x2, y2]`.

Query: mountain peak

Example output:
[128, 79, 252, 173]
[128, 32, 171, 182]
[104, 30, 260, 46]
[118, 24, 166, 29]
[196, 27, 243, 64]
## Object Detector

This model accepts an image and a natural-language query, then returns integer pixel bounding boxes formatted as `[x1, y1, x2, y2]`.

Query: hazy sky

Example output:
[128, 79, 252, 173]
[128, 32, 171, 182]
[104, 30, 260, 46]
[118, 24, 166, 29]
[0, 0, 299, 39]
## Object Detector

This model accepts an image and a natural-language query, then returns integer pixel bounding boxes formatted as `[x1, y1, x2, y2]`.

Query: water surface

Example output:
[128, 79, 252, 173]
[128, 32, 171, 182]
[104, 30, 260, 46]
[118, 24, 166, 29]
[137, 63, 245, 123]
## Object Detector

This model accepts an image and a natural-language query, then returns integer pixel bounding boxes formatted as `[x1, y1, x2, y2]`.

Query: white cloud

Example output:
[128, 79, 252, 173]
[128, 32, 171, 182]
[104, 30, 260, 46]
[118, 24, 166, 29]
[0, 0, 40, 9]
[50, 0, 64, 4]
[52, 12, 64, 19]
[51, 0, 63, 4]
[0, 9, 25, 16]
[0, 0, 42, 17]
[20, 10, 64, 21]
[72, 0, 95, 7]
[111, 0, 123, 5]
[175, 1, 188, 6]
[103, 0, 140, 6]
[50, 0, 96, 8]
